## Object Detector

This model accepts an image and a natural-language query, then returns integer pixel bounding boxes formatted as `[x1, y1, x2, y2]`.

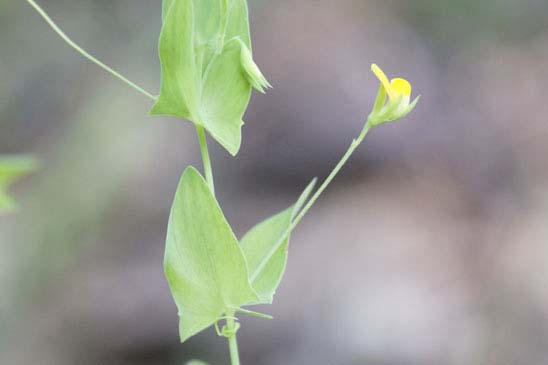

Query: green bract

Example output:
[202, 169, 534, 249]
[152, 0, 270, 156]
[165, 166, 315, 342]
[0, 156, 38, 213]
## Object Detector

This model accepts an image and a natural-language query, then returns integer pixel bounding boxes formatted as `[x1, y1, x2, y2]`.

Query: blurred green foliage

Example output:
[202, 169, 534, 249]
[0, 156, 37, 212]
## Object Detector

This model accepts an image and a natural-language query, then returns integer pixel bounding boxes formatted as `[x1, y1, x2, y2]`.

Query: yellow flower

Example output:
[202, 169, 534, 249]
[369, 63, 419, 126]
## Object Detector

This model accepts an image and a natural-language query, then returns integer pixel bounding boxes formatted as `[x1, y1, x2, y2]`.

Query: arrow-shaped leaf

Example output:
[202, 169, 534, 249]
[164, 166, 258, 342]
[240, 178, 317, 304]
[152, 0, 199, 121]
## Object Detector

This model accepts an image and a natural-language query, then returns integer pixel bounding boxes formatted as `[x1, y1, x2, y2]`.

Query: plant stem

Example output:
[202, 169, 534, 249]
[196, 125, 215, 195]
[225, 311, 241, 365]
[25, 0, 156, 101]
[290, 120, 372, 229]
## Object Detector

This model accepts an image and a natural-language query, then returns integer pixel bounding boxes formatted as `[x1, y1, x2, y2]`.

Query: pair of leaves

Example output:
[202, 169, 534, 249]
[0, 156, 38, 213]
[164, 167, 315, 342]
[153, 0, 268, 156]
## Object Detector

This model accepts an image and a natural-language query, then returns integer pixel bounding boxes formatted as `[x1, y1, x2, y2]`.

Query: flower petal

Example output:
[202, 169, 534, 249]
[371, 63, 395, 99]
[390, 78, 412, 97]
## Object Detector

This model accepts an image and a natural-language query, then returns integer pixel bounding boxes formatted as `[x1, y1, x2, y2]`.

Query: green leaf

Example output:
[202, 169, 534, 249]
[225, 0, 251, 48]
[185, 361, 209, 365]
[152, 0, 198, 121]
[164, 166, 258, 342]
[153, 0, 269, 156]
[0, 156, 38, 213]
[161, 0, 174, 23]
[162, 0, 222, 49]
[193, 0, 222, 50]
[198, 38, 251, 156]
[240, 178, 317, 304]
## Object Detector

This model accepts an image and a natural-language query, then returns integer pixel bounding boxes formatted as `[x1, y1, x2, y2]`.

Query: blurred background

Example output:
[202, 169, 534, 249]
[2, 0, 548, 364]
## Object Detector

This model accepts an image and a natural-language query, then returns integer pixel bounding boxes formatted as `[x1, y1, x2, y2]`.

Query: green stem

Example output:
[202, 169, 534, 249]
[226, 311, 241, 365]
[25, 0, 156, 101]
[290, 120, 372, 229]
[195, 125, 215, 195]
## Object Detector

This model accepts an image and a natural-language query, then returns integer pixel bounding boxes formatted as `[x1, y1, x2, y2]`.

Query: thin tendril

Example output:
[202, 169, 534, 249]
[25, 0, 157, 101]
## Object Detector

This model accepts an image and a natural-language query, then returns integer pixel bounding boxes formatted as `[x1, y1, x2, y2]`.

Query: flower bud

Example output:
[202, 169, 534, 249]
[239, 41, 272, 94]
